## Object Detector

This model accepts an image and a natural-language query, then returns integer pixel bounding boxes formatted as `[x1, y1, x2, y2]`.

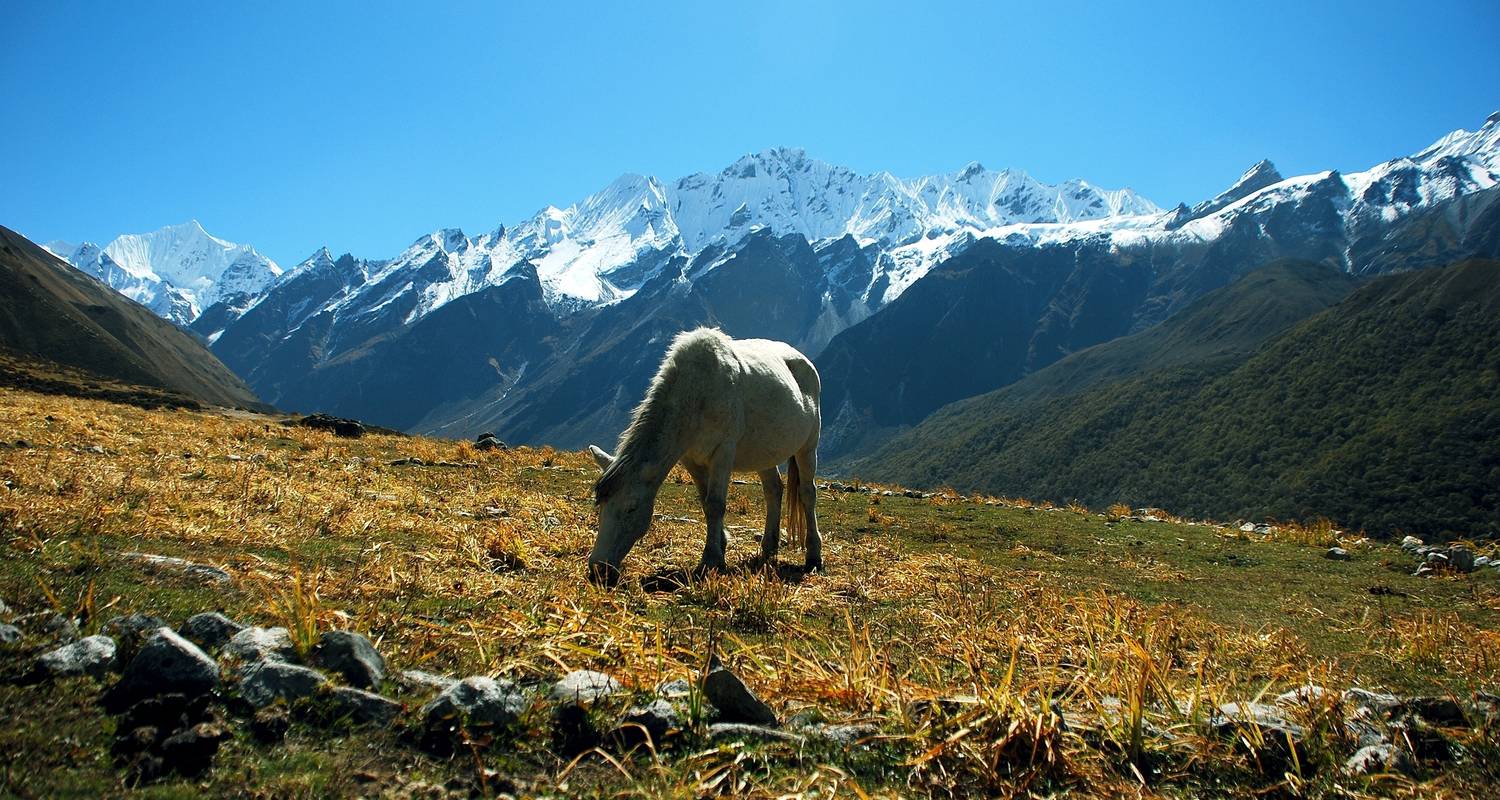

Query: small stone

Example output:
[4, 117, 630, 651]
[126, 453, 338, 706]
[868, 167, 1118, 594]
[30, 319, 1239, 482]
[178, 612, 245, 651]
[104, 614, 169, 660]
[1208, 702, 1306, 764]
[12, 611, 79, 643]
[327, 686, 403, 725]
[419, 676, 528, 746]
[1406, 696, 1467, 727]
[0, 624, 20, 644]
[1400, 535, 1423, 550]
[250, 705, 291, 743]
[1345, 743, 1413, 775]
[549, 670, 623, 704]
[105, 629, 220, 712]
[1414, 563, 1436, 577]
[1345, 688, 1403, 716]
[1275, 685, 1332, 706]
[399, 670, 457, 693]
[611, 698, 680, 751]
[311, 630, 386, 689]
[656, 678, 693, 699]
[702, 664, 777, 726]
[224, 626, 298, 663]
[806, 722, 881, 746]
[120, 552, 232, 584]
[1325, 547, 1351, 561]
[1475, 555, 1492, 568]
[706, 722, 806, 745]
[159, 721, 230, 776]
[37, 635, 116, 678]
[1445, 546, 1476, 573]
[238, 660, 329, 707]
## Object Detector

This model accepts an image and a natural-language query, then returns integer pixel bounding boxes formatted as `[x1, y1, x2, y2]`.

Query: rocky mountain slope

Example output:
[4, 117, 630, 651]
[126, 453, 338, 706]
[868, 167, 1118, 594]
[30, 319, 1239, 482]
[0, 226, 267, 410]
[852, 258, 1500, 537]
[46, 221, 282, 327]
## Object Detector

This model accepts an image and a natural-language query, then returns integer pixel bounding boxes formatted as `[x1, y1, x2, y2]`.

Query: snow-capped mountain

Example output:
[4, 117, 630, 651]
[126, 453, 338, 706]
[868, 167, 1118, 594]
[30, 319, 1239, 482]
[45, 221, 282, 326]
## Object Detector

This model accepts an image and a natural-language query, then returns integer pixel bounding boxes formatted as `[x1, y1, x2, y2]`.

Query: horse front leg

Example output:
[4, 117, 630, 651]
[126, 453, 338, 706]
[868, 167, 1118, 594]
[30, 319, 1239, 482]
[696, 449, 734, 575]
[757, 467, 783, 563]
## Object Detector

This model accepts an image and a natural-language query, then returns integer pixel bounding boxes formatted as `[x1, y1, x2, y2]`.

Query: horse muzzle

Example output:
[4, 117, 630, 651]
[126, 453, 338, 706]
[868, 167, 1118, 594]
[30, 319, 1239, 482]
[587, 560, 622, 588]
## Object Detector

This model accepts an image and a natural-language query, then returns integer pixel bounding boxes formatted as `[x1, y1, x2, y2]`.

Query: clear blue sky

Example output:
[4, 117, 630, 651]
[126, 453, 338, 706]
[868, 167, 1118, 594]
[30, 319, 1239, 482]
[4, 0, 1497, 266]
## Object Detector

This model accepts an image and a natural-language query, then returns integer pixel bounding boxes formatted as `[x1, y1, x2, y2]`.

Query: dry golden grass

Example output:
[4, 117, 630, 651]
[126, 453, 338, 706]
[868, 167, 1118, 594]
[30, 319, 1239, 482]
[1, 387, 1498, 797]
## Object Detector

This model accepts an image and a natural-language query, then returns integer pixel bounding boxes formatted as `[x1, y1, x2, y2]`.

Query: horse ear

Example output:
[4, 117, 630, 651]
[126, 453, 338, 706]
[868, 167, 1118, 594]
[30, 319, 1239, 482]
[588, 445, 615, 472]
[594, 463, 623, 506]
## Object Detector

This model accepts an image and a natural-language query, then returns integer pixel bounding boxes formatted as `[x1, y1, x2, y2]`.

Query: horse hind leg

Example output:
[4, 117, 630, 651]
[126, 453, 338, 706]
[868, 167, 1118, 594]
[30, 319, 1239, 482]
[791, 447, 822, 572]
[757, 467, 783, 562]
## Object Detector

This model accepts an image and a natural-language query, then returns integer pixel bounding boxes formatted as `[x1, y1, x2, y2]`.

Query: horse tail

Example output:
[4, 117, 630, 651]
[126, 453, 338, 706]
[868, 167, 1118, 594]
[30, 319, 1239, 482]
[785, 456, 806, 550]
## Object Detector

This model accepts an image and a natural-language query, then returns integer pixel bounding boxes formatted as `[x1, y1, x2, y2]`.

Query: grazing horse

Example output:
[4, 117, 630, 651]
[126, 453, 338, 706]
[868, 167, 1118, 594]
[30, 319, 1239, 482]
[587, 328, 822, 586]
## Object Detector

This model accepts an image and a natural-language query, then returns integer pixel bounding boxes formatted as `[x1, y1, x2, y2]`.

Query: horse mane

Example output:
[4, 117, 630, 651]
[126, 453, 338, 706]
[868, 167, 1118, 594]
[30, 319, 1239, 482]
[595, 328, 731, 504]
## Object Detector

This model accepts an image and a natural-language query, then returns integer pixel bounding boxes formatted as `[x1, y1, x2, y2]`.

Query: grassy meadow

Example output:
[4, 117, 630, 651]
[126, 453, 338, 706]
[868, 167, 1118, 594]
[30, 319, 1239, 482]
[0, 387, 1497, 798]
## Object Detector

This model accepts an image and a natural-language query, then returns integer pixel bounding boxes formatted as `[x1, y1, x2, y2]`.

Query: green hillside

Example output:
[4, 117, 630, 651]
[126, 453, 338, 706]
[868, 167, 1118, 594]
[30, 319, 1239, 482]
[854, 259, 1500, 538]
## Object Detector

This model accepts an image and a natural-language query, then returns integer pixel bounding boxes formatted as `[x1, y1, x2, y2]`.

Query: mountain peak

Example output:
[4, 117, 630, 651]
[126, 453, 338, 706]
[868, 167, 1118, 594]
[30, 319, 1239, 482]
[1190, 158, 1287, 218]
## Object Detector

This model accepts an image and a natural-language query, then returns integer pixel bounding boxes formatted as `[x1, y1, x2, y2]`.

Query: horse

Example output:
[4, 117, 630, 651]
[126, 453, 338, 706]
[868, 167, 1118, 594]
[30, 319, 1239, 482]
[586, 327, 822, 586]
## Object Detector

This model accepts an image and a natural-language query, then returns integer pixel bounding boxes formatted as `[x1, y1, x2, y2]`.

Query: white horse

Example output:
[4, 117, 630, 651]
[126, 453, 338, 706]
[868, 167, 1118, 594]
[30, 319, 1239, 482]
[587, 328, 822, 586]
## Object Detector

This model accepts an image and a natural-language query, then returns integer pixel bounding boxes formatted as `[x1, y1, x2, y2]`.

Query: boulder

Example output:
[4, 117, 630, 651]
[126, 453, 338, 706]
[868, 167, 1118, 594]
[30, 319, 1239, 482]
[1405, 696, 1467, 727]
[549, 670, 623, 704]
[327, 686, 403, 725]
[238, 660, 329, 707]
[36, 635, 117, 678]
[12, 611, 79, 643]
[1325, 547, 1351, 561]
[1345, 743, 1413, 776]
[105, 629, 220, 712]
[1475, 555, 1492, 569]
[0, 623, 21, 644]
[1208, 702, 1306, 765]
[702, 663, 777, 725]
[1400, 535, 1423, 550]
[293, 414, 364, 438]
[224, 626, 298, 663]
[311, 630, 385, 688]
[419, 676, 528, 745]
[177, 612, 245, 651]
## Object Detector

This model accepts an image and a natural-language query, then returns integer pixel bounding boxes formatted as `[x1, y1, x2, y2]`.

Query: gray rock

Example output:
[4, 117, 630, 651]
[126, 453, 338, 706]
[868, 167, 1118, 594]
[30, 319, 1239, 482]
[1345, 743, 1413, 776]
[1414, 563, 1436, 577]
[1208, 702, 1307, 742]
[104, 613, 169, 659]
[1406, 696, 1467, 726]
[1400, 535, 1423, 550]
[311, 630, 385, 688]
[159, 721, 231, 776]
[549, 670, 623, 704]
[177, 612, 245, 651]
[707, 722, 806, 745]
[12, 612, 79, 643]
[420, 676, 528, 739]
[806, 722, 881, 746]
[327, 686, 403, 725]
[37, 635, 117, 678]
[1345, 688, 1403, 716]
[1446, 546, 1476, 573]
[1475, 555, 1492, 569]
[1274, 685, 1332, 706]
[0, 624, 20, 644]
[399, 669, 457, 693]
[1426, 551, 1450, 566]
[1325, 547, 1351, 561]
[105, 628, 220, 712]
[120, 552, 232, 583]
[655, 678, 693, 699]
[612, 698, 680, 750]
[224, 626, 297, 663]
[238, 660, 329, 707]
[703, 664, 777, 725]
